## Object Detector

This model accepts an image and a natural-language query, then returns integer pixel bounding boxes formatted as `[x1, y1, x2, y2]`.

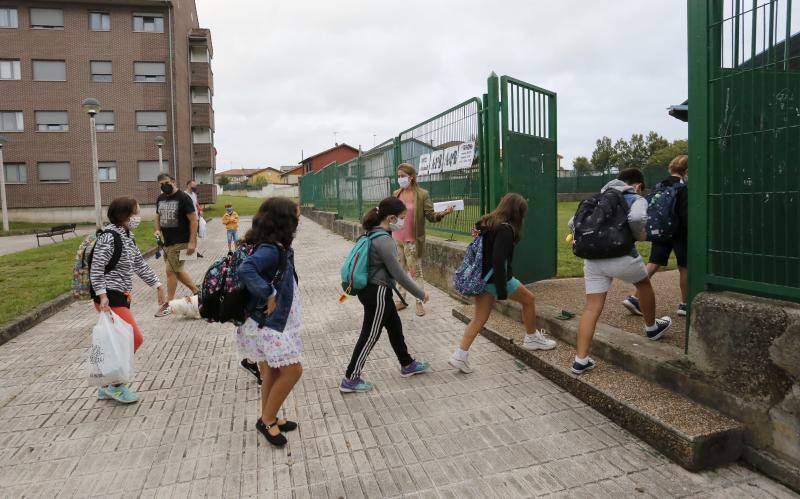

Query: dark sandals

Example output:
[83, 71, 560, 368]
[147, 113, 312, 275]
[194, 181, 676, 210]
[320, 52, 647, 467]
[256, 418, 298, 447]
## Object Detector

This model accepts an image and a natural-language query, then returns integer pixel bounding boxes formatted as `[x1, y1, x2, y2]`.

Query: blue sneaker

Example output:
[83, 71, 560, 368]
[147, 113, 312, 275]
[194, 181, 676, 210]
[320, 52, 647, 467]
[622, 296, 643, 316]
[400, 360, 430, 378]
[571, 358, 596, 375]
[646, 317, 673, 341]
[339, 377, 374, 393]
[677, 303, 687, 316]
[98, 384, 139, 404]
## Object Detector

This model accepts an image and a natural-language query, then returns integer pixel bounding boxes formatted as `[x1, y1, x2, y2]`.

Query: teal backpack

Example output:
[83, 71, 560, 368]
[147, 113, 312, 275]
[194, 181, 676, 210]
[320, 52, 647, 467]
[341, 229, 389, 295]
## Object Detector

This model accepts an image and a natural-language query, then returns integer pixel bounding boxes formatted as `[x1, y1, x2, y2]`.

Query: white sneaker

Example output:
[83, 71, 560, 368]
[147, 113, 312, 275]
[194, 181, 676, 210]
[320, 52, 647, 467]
[522, 330, 557, 350]
[448, 354, 473, 374]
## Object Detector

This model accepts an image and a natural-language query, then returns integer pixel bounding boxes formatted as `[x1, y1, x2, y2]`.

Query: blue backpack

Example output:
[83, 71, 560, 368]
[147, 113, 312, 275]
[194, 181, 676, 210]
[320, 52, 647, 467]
[645, 181, 686, 242]
[341, 229, 389, 295]
[453, 235, 494, 296]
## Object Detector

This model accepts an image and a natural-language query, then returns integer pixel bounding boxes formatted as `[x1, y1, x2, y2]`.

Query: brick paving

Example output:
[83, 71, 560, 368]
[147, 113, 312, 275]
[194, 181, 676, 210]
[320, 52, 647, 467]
[0, 216, 796, 498]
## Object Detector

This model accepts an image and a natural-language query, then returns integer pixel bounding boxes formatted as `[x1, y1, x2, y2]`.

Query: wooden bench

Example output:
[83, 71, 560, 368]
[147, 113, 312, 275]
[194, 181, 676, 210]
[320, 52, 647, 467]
[34, 224, 78, 246]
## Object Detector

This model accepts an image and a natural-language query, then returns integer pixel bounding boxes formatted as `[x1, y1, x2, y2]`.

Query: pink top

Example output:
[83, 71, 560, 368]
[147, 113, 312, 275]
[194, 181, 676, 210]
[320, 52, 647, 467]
[393, 198, 416, 243]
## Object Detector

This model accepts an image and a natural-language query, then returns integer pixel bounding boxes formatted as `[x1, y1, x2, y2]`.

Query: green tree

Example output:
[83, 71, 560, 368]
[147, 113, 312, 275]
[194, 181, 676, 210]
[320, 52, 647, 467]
[645, 131, 669, 158]
[615, 134, 649, 169]
[572, 156, 592, 174]
[647, 139, 688, 169]
[590, 136, 616, 172]
[217, 175, 230, 186]
[251, 176, 268, 188]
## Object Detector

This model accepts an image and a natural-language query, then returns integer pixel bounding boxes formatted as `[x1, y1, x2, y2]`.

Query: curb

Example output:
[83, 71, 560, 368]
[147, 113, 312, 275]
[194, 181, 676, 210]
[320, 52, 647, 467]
[0, 245, 159, 347]
[452, 306, 744, 471]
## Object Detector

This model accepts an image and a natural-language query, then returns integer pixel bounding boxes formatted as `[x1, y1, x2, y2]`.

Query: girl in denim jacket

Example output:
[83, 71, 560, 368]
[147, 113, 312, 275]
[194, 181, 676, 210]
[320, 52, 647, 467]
[236, 198, 302, 447]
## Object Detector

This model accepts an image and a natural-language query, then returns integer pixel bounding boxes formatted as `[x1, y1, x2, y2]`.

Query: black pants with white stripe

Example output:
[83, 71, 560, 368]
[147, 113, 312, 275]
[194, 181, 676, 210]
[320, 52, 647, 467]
[345, 284, 413, 380]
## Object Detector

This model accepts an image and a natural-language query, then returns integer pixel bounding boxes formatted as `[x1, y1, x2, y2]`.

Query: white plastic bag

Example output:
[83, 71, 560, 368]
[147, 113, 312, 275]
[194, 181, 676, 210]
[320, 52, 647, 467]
[198, 217, 207, 239]
[87, 311, 135, 386]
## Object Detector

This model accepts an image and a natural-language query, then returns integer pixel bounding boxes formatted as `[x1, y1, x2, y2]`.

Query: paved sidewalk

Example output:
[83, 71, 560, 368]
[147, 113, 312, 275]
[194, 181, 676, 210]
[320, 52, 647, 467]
[0, 217, 795, 498]
[0, 226, 94, 257]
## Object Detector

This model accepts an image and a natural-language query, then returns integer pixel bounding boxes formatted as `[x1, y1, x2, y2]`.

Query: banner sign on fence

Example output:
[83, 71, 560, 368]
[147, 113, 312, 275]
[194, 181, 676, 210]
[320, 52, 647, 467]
[418, 153, 431, 176]
[455, 141, 476, 171]
[443, 146, 459, 172]
[429, 150, 445, 175]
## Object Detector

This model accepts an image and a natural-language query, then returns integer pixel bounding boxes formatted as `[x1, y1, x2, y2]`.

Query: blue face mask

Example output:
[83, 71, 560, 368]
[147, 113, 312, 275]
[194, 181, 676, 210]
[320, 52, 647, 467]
[191, 186, 198, 193]
[226, 208, 233, 214]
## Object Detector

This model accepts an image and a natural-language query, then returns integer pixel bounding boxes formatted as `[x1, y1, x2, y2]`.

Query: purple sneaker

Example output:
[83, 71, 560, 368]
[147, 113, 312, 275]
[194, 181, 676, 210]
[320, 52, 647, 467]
[339, 377, 374, 393]
[400, 360, 430, 378]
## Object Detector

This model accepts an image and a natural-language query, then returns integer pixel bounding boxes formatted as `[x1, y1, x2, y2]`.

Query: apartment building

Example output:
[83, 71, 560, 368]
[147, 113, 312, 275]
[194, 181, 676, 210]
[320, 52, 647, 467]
[0, 0, 214, 220]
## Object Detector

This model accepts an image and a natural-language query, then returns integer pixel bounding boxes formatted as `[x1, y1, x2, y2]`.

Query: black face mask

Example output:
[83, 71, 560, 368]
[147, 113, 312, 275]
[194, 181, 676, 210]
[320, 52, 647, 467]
[160, 183, 174, 195]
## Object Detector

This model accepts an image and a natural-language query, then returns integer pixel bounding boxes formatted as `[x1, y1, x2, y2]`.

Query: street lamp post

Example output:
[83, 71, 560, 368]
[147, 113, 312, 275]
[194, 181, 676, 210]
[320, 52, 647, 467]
[82, 98, 103, 229]
[0, 136, 8, 232]
[154, 135, 166, 173]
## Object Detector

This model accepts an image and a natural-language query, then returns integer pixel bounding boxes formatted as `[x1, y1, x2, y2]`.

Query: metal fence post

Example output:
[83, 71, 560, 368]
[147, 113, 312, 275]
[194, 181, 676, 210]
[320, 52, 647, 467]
[486, 72, 501, 208]
[356, 154, 363, 218]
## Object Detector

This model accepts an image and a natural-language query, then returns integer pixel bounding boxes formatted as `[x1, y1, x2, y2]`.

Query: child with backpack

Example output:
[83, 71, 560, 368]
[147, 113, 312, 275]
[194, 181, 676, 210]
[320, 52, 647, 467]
[569, 169, 672, 374]
[340, 197, 431, 393]
[89, 197, 164, 403]
[449, 193, 556, 374]
[622, 155, 689, 317]
[234, 198, 302, 447]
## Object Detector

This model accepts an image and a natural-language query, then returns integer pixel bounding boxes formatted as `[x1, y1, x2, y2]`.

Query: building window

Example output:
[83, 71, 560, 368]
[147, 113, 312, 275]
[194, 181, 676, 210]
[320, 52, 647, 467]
[98, 161, 117, 182]
[0, 112, 23, 132]
[95, 111, 114, 131]
[133, 62, 165, 82]
[0, 7, 18, 28]
[138, 160, 167, 181]
[38, 162, 70, 183]
[0, 59, 20, 80]
[191, 86, 211, 104]
[90, 61, 112, 82]
[133, 13, 163, 33]
[190, 46, 209, 63]
[136, 111, 167, 132]
[89, 12, 110, 31]
[32, 60, 66, 81]
[30, 8, 64, 29]
[35, 111, 69, 132]
[3, 163, 26, 184]
[194, 168, 213, 185]
[192, 127, 212, 144]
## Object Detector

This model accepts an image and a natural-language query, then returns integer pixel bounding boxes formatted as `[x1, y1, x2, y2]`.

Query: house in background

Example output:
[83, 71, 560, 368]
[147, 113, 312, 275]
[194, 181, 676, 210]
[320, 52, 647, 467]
[215, 168, 260, 183]
[250, 166, 282, 185]
[281, 165, 304, 185]
[300, 143, 359, 174]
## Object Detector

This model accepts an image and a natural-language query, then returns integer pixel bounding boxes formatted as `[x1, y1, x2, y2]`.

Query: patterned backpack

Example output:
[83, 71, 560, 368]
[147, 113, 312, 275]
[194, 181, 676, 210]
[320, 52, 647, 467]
[198, 243, 287, 325]
[645, 181, 686, 242]
[454, 234, 493, 296]
[71, 229, 122, 300]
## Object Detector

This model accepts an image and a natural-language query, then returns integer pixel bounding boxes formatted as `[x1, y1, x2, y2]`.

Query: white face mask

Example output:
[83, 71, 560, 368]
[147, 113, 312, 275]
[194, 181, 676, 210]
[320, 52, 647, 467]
[389, 216, 406, 232]
[398, 177, 411, 189]
[128, 215, 141, 230]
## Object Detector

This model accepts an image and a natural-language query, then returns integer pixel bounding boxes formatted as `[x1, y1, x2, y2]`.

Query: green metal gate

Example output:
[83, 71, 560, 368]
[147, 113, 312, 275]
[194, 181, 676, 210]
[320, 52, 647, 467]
[688, 0, 800, 312]
[488, 73, 558, 283]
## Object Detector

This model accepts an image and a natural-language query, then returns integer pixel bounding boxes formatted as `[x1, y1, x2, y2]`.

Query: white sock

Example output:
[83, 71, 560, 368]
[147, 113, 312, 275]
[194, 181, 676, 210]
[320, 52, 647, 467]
[645, 323, 658, 332]
[454, 349, 469, 361]
[574, 356, 590, 366]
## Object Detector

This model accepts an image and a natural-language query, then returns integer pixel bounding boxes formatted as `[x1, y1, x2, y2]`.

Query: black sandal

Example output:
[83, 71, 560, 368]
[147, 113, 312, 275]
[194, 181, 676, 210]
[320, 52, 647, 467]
[278, 419, 298, 432]
[256, 418, 287, 447]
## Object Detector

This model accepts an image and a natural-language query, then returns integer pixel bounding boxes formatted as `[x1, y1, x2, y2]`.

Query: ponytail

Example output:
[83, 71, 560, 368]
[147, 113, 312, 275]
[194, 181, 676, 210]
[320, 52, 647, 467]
[362, 197, 406, 230]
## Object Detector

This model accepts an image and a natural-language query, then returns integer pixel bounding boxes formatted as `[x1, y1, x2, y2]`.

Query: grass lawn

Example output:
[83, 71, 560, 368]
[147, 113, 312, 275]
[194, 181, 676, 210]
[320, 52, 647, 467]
[203, 195, 300, 219]
[1, 221, 92, 237]
[0, 222, 157, 326]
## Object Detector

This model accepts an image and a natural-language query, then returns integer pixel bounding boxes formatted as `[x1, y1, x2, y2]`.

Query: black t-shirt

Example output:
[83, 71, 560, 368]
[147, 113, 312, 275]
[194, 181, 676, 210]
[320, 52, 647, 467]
[156, 190, 196, 246]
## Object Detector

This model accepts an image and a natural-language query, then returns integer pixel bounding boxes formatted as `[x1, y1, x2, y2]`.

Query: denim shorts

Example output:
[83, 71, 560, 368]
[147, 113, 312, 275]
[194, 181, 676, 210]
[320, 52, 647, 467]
[226, 229, 238, 243]
[485, 278, 522, 299]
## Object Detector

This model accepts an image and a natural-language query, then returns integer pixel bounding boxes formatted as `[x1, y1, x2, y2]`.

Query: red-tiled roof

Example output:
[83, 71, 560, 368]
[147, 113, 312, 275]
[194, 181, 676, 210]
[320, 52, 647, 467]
[299, 144, 359, 164]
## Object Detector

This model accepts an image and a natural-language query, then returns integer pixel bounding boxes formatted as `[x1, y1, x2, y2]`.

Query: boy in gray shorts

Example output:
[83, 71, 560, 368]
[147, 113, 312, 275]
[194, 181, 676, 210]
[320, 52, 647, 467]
[569, 169, 672, 374]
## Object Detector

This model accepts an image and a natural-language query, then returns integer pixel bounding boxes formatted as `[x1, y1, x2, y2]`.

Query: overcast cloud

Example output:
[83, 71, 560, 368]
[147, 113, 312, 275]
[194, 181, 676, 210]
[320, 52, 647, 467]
[195, 0, 688, 171]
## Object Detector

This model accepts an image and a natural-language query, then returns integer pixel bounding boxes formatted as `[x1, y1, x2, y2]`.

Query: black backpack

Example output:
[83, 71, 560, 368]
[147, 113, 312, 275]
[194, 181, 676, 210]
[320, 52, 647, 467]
[87, 229, 124, 300]
[572, 189, 634, 259]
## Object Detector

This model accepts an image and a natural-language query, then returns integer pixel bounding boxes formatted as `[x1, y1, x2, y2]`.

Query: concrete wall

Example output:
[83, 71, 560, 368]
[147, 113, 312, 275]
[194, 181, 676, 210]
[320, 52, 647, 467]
[300, 207, 468, 302]
[689, 292, 800, 485]
[223, 184, 299, 199]
[8, 204, 157, 223]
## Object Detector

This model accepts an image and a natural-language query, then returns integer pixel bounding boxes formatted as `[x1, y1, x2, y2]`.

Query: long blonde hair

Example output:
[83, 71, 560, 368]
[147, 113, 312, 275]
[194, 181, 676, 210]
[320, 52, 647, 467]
[397, 163, 418, 189]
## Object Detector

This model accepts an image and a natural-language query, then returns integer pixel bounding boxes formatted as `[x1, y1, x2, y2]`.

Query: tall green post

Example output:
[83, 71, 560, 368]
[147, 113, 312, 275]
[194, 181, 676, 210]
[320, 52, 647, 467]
[486, 72, 502, 207]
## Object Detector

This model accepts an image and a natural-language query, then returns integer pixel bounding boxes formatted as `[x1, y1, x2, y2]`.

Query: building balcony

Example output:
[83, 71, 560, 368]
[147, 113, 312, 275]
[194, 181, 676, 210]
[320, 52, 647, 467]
[190, 62, 213, 89]
[191, 103, 214, 128]
[192, 143, 215, 169]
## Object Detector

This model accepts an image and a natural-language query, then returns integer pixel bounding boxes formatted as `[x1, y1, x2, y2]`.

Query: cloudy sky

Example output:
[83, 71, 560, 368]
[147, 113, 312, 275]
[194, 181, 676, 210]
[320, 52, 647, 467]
[196, 0, 689, 171]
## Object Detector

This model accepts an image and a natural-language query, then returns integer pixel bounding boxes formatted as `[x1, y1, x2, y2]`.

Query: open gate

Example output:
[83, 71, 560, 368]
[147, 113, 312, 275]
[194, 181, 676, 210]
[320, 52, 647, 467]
[485, 73, 558, 283]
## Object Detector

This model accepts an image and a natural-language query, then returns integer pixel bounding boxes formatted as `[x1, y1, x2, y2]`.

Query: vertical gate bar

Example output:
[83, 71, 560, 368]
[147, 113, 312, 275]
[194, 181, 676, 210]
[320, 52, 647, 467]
[785, 0, 792, 69]
[687, 0, 713, 353]
[486, 72, 501, 207]
[734, 0, 741, 66]
[500, 76, 510, 196]
[482, 92, 490, 214]
[752, 0, 758, 63]
[357, 154, 363, 218]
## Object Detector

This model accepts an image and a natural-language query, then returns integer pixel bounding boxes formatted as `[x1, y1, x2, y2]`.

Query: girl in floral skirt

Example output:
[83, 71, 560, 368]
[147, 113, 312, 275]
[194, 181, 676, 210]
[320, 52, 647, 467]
[236, 197, 303, 447]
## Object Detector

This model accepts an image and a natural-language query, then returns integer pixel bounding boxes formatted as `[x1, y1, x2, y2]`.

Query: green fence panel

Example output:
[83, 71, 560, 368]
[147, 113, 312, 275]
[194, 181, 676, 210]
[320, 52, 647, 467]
[688, 0, 800, 320]
[398, 98, 485, 236]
